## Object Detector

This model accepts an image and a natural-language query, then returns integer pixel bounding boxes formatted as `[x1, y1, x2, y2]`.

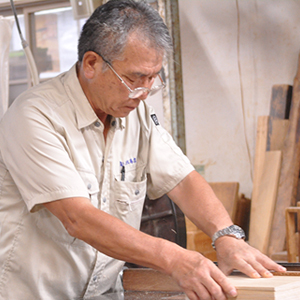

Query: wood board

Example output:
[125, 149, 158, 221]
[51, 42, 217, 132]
[249, 150, 282, 254]
[234, 194, 251, 239]
[123, 268, 300, 300]
[251, 116, 269, 206]
[268, 84, 292, 120]
[268, 119, 289, 151]
[228, 274, 300, 300]
[209, 182, 239, 220]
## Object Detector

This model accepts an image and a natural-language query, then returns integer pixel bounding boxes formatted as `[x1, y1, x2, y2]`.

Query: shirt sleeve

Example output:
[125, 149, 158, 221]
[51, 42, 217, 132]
[143, 104, 195, 199]
[0, 96, 89, 212]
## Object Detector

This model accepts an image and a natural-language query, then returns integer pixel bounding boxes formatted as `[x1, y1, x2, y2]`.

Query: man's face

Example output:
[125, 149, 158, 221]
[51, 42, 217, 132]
[85, 35, 164, 119]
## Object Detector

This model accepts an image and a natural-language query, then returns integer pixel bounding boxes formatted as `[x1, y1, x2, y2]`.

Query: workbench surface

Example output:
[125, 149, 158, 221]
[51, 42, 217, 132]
[88, 291, 185, 300]
[125, 291, 185, 299]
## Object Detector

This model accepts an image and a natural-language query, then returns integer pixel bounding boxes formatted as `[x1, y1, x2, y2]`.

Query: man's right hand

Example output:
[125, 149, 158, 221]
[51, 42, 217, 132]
[168, 247, 237, 300]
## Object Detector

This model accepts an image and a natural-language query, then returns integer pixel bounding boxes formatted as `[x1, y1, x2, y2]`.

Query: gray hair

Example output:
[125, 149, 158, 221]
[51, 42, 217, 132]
[77, 0, 173, 63]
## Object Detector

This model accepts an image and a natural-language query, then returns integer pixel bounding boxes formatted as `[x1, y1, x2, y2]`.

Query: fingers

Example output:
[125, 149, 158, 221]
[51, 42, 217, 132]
[178, 260, 237, 300]
[172, 250, 237, 300]
[247, 254, 286, 278]
[184, 283, 213, 300]
[256, 253, 287, 274]
[217, 238, 287, 279]
[214, 273, 237, 298]
[183, 279, 235, 300]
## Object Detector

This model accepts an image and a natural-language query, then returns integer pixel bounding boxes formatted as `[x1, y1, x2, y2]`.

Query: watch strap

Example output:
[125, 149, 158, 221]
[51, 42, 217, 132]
[211, 225, 245, 250]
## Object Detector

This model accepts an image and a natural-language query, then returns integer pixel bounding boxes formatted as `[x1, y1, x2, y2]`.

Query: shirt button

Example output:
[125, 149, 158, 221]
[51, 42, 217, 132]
[135, 189, 140, 195]
[103, 197, 107, 203]
[87, 183, 92, 190]
[93, 276, 97, 281]
[111, 120, 116, 126]
[95, 121, 101, 127]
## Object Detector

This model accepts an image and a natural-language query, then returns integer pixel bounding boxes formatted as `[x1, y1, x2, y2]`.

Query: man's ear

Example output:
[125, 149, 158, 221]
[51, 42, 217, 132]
[82, 51, 102, 79]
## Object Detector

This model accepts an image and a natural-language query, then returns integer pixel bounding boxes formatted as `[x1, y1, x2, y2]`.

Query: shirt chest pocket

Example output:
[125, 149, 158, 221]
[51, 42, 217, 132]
[113, 177, 147, 230]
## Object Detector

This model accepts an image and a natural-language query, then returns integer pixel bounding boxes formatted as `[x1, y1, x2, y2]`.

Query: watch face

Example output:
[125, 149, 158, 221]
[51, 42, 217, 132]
[230, 225, 245, 239]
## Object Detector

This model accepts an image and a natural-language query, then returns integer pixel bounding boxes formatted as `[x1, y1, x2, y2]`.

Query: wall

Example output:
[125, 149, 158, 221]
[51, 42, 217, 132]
[2, 0, 300, 198]
[179, 0, 300, 198]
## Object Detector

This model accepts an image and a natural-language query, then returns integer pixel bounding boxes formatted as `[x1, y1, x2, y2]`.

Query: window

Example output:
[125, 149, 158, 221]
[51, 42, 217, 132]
[30, 7, 86, 79]
[1, 1, 86, 105]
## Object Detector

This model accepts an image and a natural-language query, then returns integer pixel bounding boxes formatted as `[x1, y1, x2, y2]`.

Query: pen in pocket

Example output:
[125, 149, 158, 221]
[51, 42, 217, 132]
[121, 165, 125, 181]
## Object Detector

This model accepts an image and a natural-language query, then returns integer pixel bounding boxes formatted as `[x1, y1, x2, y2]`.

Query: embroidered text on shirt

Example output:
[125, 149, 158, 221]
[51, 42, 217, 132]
[151, 114, 159, 126]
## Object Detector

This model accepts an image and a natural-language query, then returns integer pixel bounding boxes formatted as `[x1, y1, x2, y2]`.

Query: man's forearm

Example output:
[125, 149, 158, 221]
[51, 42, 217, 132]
[43, 197, 180, 275]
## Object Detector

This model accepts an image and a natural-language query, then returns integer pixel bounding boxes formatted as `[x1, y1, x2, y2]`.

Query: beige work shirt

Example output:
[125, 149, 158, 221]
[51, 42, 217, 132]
[0, 65, 194, 299]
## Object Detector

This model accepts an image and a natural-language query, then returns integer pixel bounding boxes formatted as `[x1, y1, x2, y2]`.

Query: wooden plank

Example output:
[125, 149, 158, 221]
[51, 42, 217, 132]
[268, 53, 300, 256]
[234, 194, 251, 239]
[251, 116, 269, 205]
[123, 269, 300, 300]
[269, 84, 292, 120]
[228, 274, 300, 300]
[267, 84, 292, 151]
[268, 118, 289, 151]
[249, 151, 282, 254]
[208, 182, 239, 220]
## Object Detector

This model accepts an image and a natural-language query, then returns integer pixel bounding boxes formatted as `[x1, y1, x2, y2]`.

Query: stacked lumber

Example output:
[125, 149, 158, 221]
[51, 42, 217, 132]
[186, 182, 250, 261]
[249, 53, 300, 257]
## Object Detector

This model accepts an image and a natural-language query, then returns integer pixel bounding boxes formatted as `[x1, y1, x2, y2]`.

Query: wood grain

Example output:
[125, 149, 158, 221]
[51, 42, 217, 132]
[249, 151, 282, 253]
[268, 118, 289, 151]
[251, 116, 269, 206]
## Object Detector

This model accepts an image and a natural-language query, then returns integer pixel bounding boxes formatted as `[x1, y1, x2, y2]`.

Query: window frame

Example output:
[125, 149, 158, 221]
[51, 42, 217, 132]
[1, 0, 71, 88]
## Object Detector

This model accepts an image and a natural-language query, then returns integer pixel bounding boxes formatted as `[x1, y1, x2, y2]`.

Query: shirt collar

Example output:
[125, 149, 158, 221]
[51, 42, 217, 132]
[62, 64, 126, 130]
[115, 117, 125, 130]
[62, 64, 97, 129]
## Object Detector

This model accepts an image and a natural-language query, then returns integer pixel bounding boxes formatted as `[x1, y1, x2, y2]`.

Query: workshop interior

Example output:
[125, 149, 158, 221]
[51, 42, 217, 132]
[1, 0, 300, 298]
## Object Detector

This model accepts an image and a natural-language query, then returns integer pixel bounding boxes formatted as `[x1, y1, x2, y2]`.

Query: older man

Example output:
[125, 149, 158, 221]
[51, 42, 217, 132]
[0, 0, 285, 299]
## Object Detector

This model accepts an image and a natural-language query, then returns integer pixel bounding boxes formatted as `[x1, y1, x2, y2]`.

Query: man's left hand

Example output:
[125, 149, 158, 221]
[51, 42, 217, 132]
[215, 237, 286, 278]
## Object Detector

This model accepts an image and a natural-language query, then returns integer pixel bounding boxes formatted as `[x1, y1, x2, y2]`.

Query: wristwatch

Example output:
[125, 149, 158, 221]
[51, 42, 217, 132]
[211, 225, 245, 250]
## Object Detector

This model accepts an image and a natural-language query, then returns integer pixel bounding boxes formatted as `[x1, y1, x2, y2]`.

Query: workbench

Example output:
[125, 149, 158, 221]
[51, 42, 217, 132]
[88, 291, 185, 300]
[121, 265, 300, 300]
[87, 264, 300, 299]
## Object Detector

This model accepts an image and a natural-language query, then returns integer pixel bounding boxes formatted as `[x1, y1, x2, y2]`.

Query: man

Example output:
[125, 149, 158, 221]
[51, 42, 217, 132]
[0, 1, 285, 299]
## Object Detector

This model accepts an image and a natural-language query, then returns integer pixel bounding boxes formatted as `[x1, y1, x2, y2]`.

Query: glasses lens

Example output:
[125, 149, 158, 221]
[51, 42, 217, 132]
[148, 85, 164, 96]
[128, 88, 149, 99]
[128, 84, 165, 99]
